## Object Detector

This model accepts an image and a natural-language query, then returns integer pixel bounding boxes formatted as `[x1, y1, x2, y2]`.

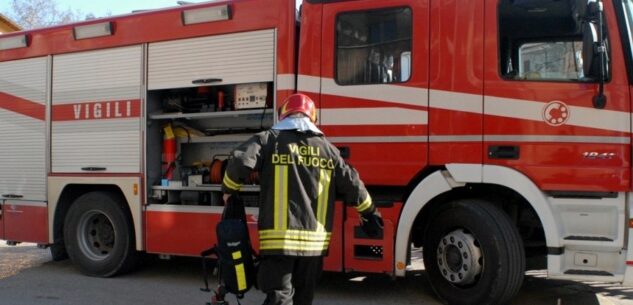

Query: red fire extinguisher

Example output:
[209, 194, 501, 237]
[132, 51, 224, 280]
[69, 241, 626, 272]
[162, 124, 177, 180]
[217, 91, 225, 112]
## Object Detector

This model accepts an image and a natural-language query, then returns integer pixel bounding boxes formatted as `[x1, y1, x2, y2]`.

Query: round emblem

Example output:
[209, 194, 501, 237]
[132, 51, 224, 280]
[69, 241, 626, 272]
[542, 101, 570, 126]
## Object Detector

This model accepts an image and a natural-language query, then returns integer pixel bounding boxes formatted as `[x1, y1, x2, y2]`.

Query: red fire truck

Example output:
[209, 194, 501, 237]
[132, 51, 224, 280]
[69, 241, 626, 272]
[1, 0, 632, 304]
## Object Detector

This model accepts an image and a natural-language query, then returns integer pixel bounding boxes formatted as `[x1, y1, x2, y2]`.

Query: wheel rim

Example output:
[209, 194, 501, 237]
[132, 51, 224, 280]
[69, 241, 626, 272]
[77, 210, 116, 261]
[436, 229, 483, 286]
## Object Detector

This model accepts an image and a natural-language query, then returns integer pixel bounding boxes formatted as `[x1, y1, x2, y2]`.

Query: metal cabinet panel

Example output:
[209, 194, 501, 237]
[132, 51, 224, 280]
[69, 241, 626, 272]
[148, 29, 275, 90]
[52, 45, 142, 173]
[0, 57, 47, 201]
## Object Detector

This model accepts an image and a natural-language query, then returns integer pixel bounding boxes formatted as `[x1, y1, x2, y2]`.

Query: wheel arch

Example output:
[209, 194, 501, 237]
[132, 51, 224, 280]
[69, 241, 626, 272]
[394, 164, 561, 277]
[48, 177, 143, 252]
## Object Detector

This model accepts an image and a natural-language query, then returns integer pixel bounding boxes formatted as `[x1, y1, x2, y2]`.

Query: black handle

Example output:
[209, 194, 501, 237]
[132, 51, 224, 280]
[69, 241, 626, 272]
[488, 146, 520, 160]
[192, 78, 223, 84]
[81, 167, 107, 172]
[2, 194, 23, 199]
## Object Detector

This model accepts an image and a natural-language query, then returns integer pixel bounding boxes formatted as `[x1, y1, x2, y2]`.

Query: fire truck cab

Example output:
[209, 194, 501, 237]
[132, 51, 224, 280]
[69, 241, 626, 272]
[1, 0, 633, 304]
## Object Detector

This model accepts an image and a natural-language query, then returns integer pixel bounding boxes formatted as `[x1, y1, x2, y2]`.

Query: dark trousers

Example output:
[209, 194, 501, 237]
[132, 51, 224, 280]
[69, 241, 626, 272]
[257, 255, 323, 305]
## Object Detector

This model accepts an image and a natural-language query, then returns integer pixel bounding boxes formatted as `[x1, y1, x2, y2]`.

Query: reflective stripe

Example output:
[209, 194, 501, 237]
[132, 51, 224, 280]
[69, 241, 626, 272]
[429, 135, 482, 143]
[259, 239, 330, 251]
[259, 229, 331, 241]
[232, 251, 247, 291]
[316, 169, 332, 232]
[484, 135, 631, 144]
[277, 74, 296, 91]
[235, 264, 247, 290]
[320, 108, 427, 126]
[356, 195, 373, 213]
[328, 136, 427, 144]
[274, 165, 288, 230]
[223, 174, 242, 191]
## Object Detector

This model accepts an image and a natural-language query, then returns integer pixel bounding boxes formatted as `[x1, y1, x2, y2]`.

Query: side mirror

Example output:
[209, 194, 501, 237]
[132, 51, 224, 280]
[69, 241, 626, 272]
[581, 0, 608, 109]
[400, 51, 412, 82]
[581, 21, 601, 79]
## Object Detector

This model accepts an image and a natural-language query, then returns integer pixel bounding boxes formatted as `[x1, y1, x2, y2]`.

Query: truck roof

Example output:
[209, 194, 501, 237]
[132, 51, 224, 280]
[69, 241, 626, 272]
[0, 0, 295, 62]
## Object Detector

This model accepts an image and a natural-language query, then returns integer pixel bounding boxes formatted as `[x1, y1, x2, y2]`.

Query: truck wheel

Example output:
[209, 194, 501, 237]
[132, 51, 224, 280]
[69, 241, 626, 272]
[423, 199, 525, 305]
[50, 242, 68, 261]
[64, 191, 138, 277]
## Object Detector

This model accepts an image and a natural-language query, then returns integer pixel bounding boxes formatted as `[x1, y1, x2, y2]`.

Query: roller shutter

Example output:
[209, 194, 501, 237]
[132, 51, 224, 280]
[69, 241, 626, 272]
[0, 57, 47, 201]
[148, 29, 275, 90]
[52, 45, 143, 173]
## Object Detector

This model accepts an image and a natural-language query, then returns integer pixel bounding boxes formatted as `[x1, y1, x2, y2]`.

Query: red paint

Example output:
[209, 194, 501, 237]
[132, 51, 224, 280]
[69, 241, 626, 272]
[306, 0, 430, 188]
[3, 203, 48, 244]
[0, 92, 45, 121]
[0, 204, 4, 240]
[429, 0, 484, 165]
[0, 0, 296, 76]
[324, 203, 344, 272]
[52, 99, 141, 121]
[145, 210, 225, 256]
[483, 0, 631, 192]
[430, 143, 483, 165]
[343, 203, 402, 274]
[144, 202, 344, 272]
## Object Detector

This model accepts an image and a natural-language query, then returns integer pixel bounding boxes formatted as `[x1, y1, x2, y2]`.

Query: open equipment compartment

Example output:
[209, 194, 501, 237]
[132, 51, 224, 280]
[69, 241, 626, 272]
[145, 29, 277, 207]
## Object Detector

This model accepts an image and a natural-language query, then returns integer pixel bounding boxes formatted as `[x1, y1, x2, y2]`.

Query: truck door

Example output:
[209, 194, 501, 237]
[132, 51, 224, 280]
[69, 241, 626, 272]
[484, 1, 630, 193]
[0, 57, 49, 244]
[316, 0, 429, 274]
[483, 0, 629, 277]
[317, 0, 429, 187]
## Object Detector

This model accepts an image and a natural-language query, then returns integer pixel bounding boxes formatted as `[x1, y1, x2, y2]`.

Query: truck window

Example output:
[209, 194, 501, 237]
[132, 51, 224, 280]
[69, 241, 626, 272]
[518, 41, 584, 80]
[336, 7, 412, 85]
[498, 0, 604, 82]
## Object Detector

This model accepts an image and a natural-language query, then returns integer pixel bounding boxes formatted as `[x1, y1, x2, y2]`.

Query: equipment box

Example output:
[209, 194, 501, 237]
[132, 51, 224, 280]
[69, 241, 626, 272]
[343, 202, 403, 274]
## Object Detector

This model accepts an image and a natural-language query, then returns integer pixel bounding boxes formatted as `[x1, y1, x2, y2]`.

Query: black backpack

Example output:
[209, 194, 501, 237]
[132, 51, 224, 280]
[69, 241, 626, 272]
[201, 196, 257, 303]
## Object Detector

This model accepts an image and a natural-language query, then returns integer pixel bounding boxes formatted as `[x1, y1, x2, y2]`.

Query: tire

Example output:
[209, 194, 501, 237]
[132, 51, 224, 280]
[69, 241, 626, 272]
[50, 242, 68, 261]
[64, 191, 139, 277]
[423, 199, 525, 305]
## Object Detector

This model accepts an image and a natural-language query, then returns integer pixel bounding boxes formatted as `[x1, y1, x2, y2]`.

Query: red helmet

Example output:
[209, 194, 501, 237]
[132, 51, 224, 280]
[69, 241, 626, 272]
[278, 94, 317, 123]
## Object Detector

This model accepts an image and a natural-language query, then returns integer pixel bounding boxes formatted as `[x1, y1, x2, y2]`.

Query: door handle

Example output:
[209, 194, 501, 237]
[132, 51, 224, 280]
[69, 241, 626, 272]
[192, 78, 223, 84]
[81, 167, 107, 172]
[488, 145, 520, 160]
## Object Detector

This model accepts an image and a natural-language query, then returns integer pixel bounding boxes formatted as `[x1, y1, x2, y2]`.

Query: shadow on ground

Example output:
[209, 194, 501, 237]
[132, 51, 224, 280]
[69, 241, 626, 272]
[1, 245, 632, 305]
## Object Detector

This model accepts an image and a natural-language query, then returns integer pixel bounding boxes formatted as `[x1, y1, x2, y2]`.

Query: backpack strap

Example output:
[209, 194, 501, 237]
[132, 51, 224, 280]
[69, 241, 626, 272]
[200, 246, 216, 293]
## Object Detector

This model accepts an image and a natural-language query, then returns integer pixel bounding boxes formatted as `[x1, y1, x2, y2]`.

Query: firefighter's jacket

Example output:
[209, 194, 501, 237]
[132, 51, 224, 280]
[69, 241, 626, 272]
[222, 129, 373, 256]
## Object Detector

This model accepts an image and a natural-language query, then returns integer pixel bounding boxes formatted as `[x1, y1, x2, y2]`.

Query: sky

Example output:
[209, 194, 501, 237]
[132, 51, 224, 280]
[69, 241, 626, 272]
[0, 0, 302, 19]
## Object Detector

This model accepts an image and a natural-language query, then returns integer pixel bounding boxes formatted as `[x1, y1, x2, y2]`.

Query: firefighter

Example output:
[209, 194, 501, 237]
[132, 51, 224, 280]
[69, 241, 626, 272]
[222, 93, 383, 305]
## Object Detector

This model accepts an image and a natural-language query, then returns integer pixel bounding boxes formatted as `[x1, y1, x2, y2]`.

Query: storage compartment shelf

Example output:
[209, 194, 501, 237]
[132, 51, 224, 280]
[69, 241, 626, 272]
[178, 134, 251, 144]
[149, 109, 273, 130]
[149, 109, 273, 120]
[152, 184, 260, 192]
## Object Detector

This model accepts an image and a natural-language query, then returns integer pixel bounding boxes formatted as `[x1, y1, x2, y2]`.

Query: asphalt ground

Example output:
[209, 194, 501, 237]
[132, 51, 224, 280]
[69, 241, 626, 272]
[1, 243, 633, 305]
